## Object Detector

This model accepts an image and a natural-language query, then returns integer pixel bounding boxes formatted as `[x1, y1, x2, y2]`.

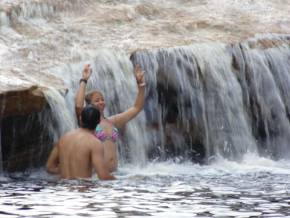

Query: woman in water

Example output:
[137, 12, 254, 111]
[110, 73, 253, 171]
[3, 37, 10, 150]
[75, 64, 146, 172]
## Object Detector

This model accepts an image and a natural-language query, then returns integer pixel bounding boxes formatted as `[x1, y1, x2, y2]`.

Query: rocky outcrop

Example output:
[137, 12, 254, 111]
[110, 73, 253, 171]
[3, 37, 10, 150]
[0, 69, 66, 172]
[1, 107, 53, 172]
[131, 35, 290, 162]
[0, 69, 65, 117]
[0, 0, 85, 27]
[0, 85, 45, 118]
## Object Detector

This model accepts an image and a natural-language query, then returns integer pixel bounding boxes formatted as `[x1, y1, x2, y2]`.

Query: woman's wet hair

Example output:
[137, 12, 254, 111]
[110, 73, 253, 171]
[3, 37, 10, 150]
[81, 104, 100, 130]
[85, 90, 103, 104]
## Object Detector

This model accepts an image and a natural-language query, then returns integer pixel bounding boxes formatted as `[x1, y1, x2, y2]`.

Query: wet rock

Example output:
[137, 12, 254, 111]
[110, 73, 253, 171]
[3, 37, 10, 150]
[0, 69, 65, 118]
[131, 35, 290, 162]
[247, 37, 290, 49]
[0, 71, 45, 117]
[1, 106, 54, 172]
[0, 0, 82, 27]
[0, 69, 66, 172]
[135, 3, 161, 19]
[131, 50, 206, 163]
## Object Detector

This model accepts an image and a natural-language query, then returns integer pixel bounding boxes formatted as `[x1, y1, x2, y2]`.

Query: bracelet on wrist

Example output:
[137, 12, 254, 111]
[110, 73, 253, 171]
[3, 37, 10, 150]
[138, 82, 146, 87]
[79, 78, 87, 84]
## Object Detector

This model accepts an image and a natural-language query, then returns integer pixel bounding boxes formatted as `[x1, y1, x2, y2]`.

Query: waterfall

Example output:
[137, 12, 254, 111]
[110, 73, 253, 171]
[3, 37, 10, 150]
[2, 37, 290, 172]
[0, 11, 10, 27]
[0, 123, 3, 173]
[0, 0, 88, 28]
[132, 44, 257, 162]
[131, 35, 290, 162]
[47, 49, 149, 166]
[236, 37, 290, 158]
[43, 88, 77, 144]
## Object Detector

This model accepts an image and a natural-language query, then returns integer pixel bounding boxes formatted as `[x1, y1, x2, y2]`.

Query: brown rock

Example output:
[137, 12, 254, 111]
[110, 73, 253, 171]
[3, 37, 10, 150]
[0, 69, 66, 172]
[0, 69, 66, 118]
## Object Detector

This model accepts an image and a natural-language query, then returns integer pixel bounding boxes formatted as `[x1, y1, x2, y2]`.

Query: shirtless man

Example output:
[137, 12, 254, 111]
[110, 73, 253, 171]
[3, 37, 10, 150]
[46, 105, 115, 180]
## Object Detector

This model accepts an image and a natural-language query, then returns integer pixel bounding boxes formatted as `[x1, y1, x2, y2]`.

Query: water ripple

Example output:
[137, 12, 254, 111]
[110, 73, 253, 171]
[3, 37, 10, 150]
[1, 162, 290, 217]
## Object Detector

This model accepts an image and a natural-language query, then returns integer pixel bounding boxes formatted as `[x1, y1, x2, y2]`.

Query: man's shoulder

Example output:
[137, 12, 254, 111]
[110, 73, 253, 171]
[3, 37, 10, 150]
[60, 128, 101, 143]
[88, 136, 102, 146]
[86, 135, 103, 151]
[59, 129, 87, 145]
[61, 129, 78, 139]
[74, 128, 102, 147]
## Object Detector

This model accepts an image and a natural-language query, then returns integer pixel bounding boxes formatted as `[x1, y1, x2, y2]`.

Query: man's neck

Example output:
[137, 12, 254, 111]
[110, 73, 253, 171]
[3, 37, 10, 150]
[80, 128, 95, 134]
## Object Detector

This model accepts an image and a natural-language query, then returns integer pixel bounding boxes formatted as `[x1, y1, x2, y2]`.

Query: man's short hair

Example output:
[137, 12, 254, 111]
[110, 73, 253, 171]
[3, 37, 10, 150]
[81, 104, 100, 130]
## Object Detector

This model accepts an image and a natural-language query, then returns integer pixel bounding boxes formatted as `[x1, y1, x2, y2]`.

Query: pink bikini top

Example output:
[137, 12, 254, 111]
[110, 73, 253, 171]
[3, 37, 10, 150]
[94, 124, 119, 142]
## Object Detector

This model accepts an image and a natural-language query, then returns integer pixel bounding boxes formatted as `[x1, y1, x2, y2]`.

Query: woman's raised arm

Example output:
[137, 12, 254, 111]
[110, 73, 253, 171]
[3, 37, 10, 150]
[110, 64, 146, 129]
[75, 64, 92, 122]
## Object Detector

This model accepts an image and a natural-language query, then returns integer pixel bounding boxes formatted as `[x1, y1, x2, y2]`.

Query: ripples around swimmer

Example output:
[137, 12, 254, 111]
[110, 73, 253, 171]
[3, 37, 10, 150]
[1, 155, 290, 218]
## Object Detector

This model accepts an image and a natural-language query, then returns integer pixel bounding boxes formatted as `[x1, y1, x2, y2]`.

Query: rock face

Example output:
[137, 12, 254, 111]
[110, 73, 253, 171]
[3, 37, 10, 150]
[131, 35, 290, 162]
[0, 71, 45, 118]
[1, 107, 53, 172]
[0, 69, 66, 172]
[0, 69, 65, 118]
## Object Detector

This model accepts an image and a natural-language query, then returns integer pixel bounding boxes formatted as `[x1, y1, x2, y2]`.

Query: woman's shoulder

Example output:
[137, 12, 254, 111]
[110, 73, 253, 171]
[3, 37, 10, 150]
[106, 116, 118, 126]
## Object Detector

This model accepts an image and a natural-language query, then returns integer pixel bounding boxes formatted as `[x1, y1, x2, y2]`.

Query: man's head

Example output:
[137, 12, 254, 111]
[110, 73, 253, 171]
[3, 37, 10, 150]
[85, 90, 105, 114]
[81, 104, 100, 130]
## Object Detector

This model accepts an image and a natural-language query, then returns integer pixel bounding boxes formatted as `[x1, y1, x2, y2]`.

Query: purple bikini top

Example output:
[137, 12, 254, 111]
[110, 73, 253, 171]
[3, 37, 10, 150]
[95, 124, 119, 142]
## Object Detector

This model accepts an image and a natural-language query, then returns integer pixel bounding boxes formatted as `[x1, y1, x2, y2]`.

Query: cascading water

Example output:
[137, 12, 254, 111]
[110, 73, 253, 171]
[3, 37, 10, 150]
[42, 88, 76, 143]
[132, 44, 257, 162]
[46, 50, 149, 166]
[131, 35, 290, 162]
[2, 38, 290, 169]
[0, 124, 2, 173]
[232, 36, 290, 159]
[0, 0, 86, 28]
[32, 35, 290, 165]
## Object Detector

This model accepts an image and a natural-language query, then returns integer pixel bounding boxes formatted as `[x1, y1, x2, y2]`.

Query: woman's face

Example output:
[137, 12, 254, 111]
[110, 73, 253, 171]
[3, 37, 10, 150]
[91, 92, 105, 114]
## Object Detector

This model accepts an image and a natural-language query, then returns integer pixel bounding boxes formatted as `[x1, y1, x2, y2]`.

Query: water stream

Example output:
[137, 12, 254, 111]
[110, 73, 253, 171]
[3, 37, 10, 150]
[0, 124, 3, 172]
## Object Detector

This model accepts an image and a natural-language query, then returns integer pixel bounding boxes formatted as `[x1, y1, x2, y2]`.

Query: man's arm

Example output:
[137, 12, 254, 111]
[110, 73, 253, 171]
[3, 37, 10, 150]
[75, 64, 92, 123]
[91, 142, 116, 180]
[46, 144, 60, 174]
[110, 64, 146, 129]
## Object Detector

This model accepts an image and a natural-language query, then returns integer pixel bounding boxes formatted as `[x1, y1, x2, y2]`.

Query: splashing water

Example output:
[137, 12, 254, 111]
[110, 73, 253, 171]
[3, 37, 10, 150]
[0, 124, 2, 173]
[43, 88, 76, 143]
[1, 157, 290, 217]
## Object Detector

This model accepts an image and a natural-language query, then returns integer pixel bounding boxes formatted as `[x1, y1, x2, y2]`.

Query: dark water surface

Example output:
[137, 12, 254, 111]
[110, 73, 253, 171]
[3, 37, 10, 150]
[0, 158, 290, 218]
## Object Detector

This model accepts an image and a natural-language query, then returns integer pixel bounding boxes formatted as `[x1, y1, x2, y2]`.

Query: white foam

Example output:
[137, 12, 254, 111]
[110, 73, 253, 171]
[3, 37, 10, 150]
[118, 155, 290, 178]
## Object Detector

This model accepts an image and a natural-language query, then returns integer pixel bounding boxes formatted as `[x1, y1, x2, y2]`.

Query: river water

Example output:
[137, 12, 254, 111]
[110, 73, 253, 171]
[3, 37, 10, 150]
[1, 155, 290, 217]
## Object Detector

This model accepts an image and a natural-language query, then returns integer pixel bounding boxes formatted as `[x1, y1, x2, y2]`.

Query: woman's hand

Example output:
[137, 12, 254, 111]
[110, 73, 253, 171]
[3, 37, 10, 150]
[135, 64, 146, 87]
[109, 64, 146, 128]
[82, 64, 92, 80]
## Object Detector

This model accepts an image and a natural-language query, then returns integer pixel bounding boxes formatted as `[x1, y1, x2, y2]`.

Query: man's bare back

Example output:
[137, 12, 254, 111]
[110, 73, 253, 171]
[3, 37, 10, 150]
[59, 128, 104, 179]
[46, 105, 115, 180]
